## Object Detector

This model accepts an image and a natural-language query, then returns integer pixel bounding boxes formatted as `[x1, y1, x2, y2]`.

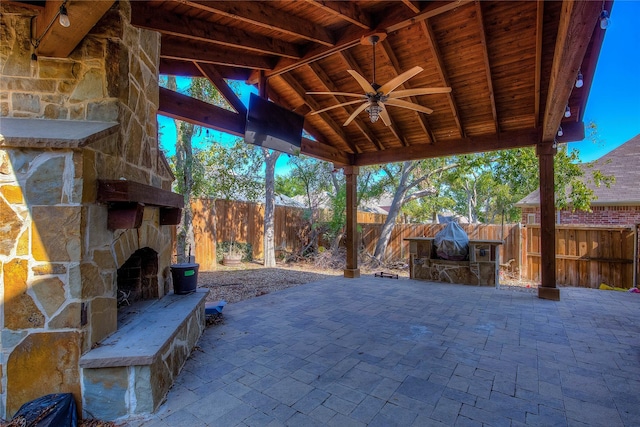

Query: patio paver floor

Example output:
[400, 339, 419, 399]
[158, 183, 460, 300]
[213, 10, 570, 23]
[124, 277, 640, 426]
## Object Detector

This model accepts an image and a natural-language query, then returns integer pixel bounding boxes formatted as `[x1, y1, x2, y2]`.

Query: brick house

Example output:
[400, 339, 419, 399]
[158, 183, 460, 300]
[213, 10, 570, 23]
[517, 134, 640, 225]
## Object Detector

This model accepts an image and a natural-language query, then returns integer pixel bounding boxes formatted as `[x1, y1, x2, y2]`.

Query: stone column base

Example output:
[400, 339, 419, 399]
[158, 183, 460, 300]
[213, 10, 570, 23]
[343, 268, 360, 278]
[538, 287, 560, 301]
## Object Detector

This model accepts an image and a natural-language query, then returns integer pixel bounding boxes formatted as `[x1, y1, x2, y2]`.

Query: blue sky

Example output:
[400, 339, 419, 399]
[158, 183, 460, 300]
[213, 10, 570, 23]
[568, 0, 640, 161]
[158, 1, 640, 170]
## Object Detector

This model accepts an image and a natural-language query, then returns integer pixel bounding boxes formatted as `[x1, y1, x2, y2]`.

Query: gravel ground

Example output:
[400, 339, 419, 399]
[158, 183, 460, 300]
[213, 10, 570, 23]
[198, 262, 407, 303]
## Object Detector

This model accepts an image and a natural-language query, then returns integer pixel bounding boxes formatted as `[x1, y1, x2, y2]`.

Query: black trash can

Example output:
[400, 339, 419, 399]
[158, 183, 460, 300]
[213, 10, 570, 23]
[171, 263, 199, 294]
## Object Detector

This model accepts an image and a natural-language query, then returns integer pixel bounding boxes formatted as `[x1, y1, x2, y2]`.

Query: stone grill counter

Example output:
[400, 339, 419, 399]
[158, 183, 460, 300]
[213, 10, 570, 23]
[406, 237, 502, 286]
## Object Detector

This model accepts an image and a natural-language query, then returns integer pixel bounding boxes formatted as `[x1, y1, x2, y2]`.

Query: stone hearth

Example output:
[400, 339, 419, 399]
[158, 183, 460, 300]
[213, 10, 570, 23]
[0, 1, 204, 421]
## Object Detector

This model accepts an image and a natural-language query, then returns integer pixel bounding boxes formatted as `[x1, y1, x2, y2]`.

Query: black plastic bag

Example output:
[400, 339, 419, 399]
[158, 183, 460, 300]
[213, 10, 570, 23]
[11, 393, 77, 427]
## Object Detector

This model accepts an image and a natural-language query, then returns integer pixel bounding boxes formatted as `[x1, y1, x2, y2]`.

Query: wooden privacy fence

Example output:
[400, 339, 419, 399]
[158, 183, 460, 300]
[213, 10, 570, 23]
[362, 223, 523, 270]
[191, 199, 388, 266]
[525, 225, 637, 288]
[190, 199, 639, 289]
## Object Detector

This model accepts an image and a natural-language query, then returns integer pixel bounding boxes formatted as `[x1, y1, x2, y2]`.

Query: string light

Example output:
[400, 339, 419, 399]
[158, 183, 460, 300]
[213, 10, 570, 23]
[59, 4, 71, 28]
[564, 105, 571, 118]
[557, 127, 563, 137]
[599, 10, 610, 30]
[575, 70, 584, 88]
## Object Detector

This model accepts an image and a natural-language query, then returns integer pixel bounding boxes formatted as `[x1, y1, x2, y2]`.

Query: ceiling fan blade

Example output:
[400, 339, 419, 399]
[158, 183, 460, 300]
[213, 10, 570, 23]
[385, 98, 434, 114]
[347, 70, 376, 93]
[379, 66, 424, 95]
[310, 99, 365, 115]
[379, 104, 392, 127]
[306, 91, 367, 99]
[343, 102, 369, 126]
[388, 87, 452, 99]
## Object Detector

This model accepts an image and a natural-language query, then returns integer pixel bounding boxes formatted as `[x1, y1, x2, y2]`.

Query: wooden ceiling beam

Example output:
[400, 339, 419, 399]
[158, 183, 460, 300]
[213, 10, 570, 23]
[182, 0, 334, 47]
[354, 128, 541, 166]
[474, 2, 499, 134]
[534, 0, 544, 128]
[307, 62, 383, 152]
[304, 0, 372, 29]
[251, 1, 466, 82]
[194, 63, 247, 116]
[35, 0, 114, 57]
[380, 40, 435, 144]
[159, 59, 253, 81]
[421, 20, 465, 139]
[158, 87, 245, 136]
[542, 0, 602, 142]
[130, 2, 302, 59]
[161, 38, 275, 70]
[340, 50, 409, 148]
[279, 73, 359, 154]
[401, 1, 421, 14]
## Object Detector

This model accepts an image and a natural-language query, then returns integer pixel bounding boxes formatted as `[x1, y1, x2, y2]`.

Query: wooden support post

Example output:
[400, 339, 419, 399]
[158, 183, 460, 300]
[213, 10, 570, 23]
[343, 166, 360, 278]
[537, 143, 559, 300]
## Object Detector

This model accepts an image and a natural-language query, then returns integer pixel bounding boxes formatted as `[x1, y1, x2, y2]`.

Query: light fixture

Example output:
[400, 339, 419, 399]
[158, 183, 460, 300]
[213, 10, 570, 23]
[575, 70, 584, 88]
[366, 102, 382, 123]
[557, 127, 563, 137]
[30, 52, 38, 77]
[59, 4, 70, 28]
[552, 140, 558, 149]
[564, 105, 571, 118]
[599, 10, 610, 30]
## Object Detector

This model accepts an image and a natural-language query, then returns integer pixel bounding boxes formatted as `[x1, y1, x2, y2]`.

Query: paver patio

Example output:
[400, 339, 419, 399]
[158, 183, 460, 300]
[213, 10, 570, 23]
[125, 277, 640, 426]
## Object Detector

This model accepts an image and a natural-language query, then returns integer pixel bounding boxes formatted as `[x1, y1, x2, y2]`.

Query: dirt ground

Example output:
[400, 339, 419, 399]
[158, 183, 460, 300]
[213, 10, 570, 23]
[198, 261, 409, 303]
[198, 260, 536, 304]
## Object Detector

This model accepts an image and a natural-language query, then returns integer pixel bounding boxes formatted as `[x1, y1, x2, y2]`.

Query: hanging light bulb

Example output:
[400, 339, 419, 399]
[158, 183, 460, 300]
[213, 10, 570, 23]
[575, 71, 584, 88]
[366, 102, 382, 123]
[59, 5, 71, 28]
[564, 105, 571, 118]
[557, 127, 563, 137]
[30, 52, 38, 77]
[599, 10, 610, 30]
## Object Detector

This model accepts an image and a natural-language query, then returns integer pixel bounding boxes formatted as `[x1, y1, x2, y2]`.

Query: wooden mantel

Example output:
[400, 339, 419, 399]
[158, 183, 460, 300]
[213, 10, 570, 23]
[97, 180, 184, 230]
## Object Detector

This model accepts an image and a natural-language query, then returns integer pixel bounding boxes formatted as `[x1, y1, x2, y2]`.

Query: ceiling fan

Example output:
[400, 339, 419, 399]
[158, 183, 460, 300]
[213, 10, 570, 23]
[306, 33, 451, 127]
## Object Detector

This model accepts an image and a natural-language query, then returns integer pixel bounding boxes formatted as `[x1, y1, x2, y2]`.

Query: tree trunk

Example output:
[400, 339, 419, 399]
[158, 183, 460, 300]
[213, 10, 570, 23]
[263, 149, 280, 267]
[373, 185, 407, 262]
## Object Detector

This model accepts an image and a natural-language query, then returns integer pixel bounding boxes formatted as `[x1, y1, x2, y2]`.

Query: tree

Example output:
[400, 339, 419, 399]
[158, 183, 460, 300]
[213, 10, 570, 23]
[263, 149, 280, 267]
[372, 158, 459, 261]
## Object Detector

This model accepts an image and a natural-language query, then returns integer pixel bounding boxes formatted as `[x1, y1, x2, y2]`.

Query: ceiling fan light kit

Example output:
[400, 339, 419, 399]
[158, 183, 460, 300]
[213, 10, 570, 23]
[307, 32, 450, 126]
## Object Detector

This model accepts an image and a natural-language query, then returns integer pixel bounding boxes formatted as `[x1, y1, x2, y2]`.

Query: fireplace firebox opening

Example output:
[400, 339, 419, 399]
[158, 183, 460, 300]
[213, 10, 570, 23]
[117, 248, 159, 309]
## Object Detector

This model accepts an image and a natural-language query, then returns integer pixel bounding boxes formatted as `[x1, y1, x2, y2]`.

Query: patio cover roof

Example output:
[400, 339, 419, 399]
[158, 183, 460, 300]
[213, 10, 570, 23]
[17, 0, 609, 166]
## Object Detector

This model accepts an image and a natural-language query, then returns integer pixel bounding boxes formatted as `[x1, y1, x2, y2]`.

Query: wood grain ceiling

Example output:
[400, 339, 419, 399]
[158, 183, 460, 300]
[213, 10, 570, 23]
[26, 0, 612, 166]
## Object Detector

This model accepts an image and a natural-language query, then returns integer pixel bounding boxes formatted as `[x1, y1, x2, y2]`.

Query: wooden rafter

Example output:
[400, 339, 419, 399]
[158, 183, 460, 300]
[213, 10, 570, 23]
[474, 2, 499, 134]
[305, 0, 372, 29]
[307, 62, 381, 152]
[182, 0, 335, 46]
[542, 0, 602, 142]
[194, 63, 247, 115]
[380, 40, 435, 144]
[161, 38, 275, 70]
[130, 2, 301, 59]
[534, 0, 544, 128]
[401, 0, 421, 14]
[253, 1, 469, 81]
[158, 87, 245, 136]
[420, 20, 465, 139]
[279, 73, 358, 154]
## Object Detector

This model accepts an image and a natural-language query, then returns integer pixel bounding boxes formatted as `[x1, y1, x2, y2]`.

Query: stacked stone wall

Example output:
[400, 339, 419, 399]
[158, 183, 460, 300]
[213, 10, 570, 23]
[0, 1, 175, 419]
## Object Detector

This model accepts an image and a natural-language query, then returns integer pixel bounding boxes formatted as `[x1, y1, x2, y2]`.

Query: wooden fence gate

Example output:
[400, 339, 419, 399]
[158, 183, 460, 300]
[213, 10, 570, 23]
[525, 225, 637, 288]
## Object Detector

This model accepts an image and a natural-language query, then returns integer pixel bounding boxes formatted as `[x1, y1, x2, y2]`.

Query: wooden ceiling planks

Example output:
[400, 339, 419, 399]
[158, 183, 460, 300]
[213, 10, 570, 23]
[122, 0, 608, 166]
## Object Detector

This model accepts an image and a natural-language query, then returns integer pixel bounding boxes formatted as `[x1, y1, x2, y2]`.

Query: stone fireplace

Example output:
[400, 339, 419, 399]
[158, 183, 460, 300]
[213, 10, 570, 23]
[117, 248, 159, 309]
[0, 1, 205, 421]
